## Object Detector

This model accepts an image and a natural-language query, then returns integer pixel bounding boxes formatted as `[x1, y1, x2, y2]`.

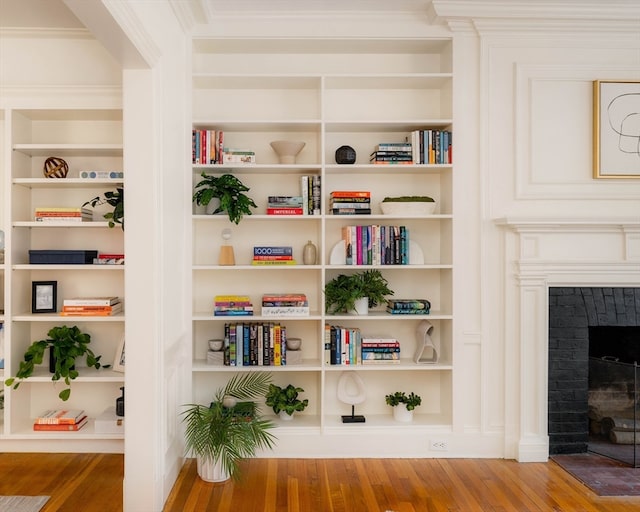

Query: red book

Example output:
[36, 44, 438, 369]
[266, 207, 303, 215]
[330, 191, 371, 198]
[252, 255, 294, 261]
[33, 417, 88, 431]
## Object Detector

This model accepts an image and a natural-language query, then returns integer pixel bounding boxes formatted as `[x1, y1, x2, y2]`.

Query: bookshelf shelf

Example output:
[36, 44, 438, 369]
[190, 36, 454, 454]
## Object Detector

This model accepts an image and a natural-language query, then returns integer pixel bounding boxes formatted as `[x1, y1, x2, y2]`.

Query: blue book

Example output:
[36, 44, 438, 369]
[253, 246, 293, 257]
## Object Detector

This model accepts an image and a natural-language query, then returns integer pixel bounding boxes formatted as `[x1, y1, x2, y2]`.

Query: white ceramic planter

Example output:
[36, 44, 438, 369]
[279, 410, 294, 421]
[349, 297, 369, 315]
[392, 404, 414, 423]
[197, 457, 230, 483]
[380, 201, 436, 215]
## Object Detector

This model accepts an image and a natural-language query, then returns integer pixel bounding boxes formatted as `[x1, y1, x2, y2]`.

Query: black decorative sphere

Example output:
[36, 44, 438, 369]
[335, 145, 356, 165]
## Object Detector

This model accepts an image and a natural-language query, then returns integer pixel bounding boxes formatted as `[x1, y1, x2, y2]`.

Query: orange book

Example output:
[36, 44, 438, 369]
[330, 191, 371, 198]
[33, 417, 88, 431]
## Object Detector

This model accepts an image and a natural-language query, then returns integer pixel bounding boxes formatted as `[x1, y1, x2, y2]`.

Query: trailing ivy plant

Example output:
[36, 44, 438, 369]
[84, 187, 124, 230]
[5, 325, 107, 401]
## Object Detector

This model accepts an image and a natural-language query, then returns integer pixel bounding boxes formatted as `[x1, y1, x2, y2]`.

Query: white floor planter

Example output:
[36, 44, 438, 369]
[197, 457, 230, 483]
[392, 404, 414, 423]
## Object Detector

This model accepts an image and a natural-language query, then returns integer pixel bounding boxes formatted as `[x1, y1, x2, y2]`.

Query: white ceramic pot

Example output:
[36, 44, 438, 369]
[279, 410, 294, 421]
[197, 457, 230, 483]
[349, 297, 369, 316]
[380, 201, 436, 215]
[392, 404, 414, 423]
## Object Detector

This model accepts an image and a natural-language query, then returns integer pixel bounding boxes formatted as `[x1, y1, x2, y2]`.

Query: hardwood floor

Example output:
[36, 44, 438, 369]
[163, 457, 640, 512]
[2, 453, 640, 511]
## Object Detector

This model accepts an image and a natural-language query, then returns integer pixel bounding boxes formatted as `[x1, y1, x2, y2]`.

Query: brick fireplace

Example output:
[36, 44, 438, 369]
[548, 287, 640, 455]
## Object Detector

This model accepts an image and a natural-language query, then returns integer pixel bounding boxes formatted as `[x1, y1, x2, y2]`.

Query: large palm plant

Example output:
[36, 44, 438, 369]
[181, 372, 276, 481]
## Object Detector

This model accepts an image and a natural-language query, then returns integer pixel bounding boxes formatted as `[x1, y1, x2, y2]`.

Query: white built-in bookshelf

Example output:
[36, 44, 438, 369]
[190, 37, 454, 456]
[0, 108, 124, 451]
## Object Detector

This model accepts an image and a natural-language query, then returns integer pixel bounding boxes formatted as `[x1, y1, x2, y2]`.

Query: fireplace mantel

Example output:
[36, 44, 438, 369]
[496, 216, 640, 461]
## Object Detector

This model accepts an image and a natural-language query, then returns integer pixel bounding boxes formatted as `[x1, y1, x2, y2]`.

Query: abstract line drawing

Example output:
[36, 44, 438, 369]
[593, 80, 640, 178]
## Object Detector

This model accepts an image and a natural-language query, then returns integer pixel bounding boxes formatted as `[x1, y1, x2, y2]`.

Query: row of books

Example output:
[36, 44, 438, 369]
[301, 175, 321, 215]
[34, 207, 93, 222]
[325, 325, 401, 365]
[33, 409, 88, 431]
[214, 295, 254, 316]
[386, 299, 431, 315]
[342, 224, 410, 265]
[251, 246, 297, 266]
[223, 322, 290, 366]
[329, 190, 371, 216]
[61, 296, 122, 316]
[410, 130, 453, 165]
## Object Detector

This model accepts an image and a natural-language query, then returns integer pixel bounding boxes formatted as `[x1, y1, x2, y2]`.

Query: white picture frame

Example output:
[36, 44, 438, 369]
[113, 334, 125, 373]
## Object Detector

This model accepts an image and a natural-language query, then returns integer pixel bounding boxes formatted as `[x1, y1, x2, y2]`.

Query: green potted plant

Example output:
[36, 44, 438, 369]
[181, 372, 277, 482]
[324, 269, 394, 315]
[192, 172, 257, 224]
[385, 391, 422, 422]
[84, 187, 124, 229]
[4, 325, 108, 401]
[265, 383, 309, 420]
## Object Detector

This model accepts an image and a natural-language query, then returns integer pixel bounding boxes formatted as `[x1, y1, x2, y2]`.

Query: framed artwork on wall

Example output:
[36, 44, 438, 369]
[593, 80, 640, 179]
[31, 281, 57, 313]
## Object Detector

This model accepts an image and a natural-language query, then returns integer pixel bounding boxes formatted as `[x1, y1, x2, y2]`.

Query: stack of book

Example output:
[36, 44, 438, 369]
[261, 293, 309, 317]
[61, 297, 122, 316]
[34, 207, 93, 222]
[214, 295, 254, 316]
[386, 299, 431, 315]
[266, 196, 304, 215]
[325, 325, 362, 365]
[329, 191, 371, 215]
[361, 338, 401, 364]
[33, 409, 88, 431]
[251, 246, 296, 265]
[369, 142, 413, 164]
[93, 253, 125, 265]
[223, 148, 256, 164]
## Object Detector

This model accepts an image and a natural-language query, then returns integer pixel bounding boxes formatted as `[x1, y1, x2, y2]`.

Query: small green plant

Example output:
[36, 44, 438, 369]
[382, 195, 434, 203]
[265, 383, 309, 417]
[84, 187, 124, 229]
[5, 325, 107, 401]
[181, 372, 277, 481]
[324, 269, 394, 314]
[193, 172, 257, 224]
[385, 391, 422, 411]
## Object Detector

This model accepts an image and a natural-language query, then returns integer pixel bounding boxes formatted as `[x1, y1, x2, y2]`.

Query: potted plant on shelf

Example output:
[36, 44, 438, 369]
[324, 269, 394, 315]
[385, 391, 422, 423]
[84, 187, 124, 229]
[4, 325, 108, 401]
[192, 172, 257, 224]
[265, 383, 309, 421]
[181, 372, 277, 482]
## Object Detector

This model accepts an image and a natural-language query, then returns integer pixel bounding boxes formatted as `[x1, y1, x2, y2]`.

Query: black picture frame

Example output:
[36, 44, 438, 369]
[32, 281, 57, 313]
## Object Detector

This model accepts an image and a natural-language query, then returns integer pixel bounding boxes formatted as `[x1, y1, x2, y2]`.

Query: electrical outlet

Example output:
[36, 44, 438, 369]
[429, 439, 448, 451]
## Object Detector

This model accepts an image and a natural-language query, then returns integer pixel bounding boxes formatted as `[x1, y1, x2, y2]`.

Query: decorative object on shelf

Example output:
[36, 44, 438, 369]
[116, 386, 125, 417]
[193, 172, 257, 224]
[43, 156, 69, 179]
[414, 320, 439, 364]
[380, 196, 436, 215]
[324, 269, 394, 315]
[302, 240, 317, 265]
[181, 372, 277, 482]
[5, 325, 108, 401]
[337, 371, 366, 423]
[265, 383, 309, 421]
[208, 339, 224, 351]
[270, 140, 306, 164]
[385, 391, 422, 422]
[206, 339, 225, 365]
[31, 280, 57, 314]
[113, 334, 125, 372]
[335, 145, 356, 164]
[219, 228, 235, 266]
[83, 187, 124, 229]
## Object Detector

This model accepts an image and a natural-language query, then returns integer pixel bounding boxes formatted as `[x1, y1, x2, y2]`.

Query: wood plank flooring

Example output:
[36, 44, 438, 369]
[2, 453, 640, 511]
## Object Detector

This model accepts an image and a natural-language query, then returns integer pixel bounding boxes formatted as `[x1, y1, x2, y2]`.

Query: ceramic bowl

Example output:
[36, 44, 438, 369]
[208, 339, 224, 351]
[286, 337, 302, 351]
[270, 140, 306, 164]
[380, 201, 436, 215]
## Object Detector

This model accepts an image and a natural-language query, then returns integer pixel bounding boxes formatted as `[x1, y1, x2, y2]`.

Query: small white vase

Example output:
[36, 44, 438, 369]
[349, 297, 369, 316]
[197, 457, 230, 483]
[393, 404, 414, 423]
[279, 410, 294, 421]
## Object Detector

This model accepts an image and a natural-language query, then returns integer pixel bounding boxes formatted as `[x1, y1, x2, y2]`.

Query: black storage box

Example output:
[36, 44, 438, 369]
[29, 250, 98, 265]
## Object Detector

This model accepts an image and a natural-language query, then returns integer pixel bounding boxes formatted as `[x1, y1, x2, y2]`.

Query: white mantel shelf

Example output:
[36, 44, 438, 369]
[495, 217, 640, 229]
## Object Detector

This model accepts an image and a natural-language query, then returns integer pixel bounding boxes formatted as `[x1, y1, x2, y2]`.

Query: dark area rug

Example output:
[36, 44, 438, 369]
[551, 453, 640, 496]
